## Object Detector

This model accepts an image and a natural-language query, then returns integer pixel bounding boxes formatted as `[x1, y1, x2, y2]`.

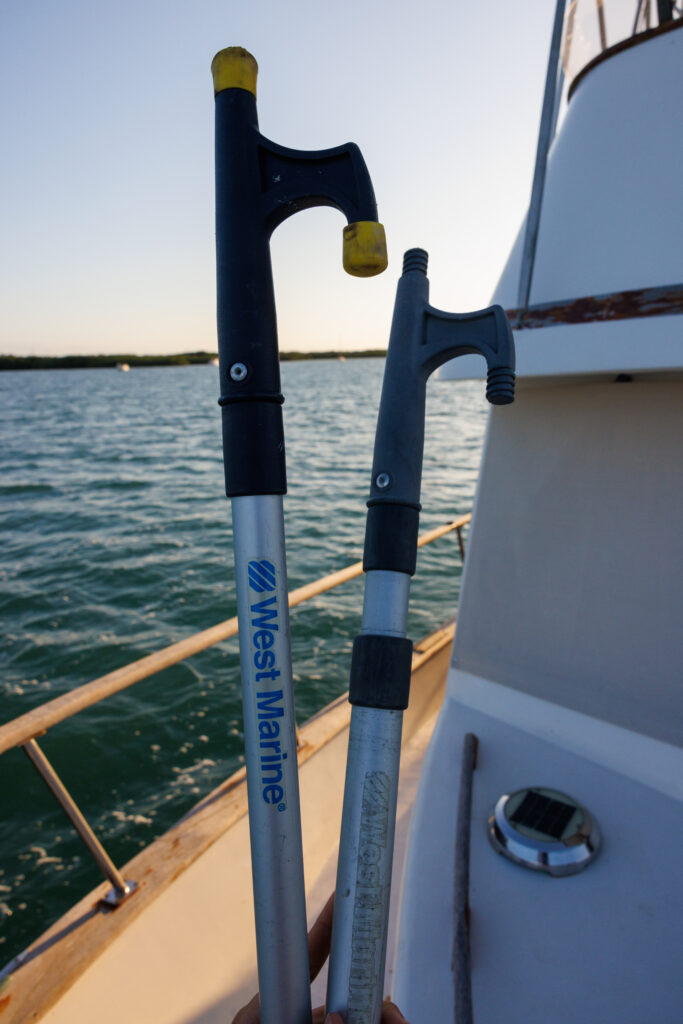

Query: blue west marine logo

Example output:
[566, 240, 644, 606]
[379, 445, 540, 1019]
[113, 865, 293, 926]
[248, 559, 276, 593]
[246, 557, 287, 811]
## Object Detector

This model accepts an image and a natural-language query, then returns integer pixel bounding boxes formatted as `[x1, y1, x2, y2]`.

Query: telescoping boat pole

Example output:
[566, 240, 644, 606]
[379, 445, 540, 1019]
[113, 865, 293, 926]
[211, 48, 387, 1024]
[326, 249, 516, 1023]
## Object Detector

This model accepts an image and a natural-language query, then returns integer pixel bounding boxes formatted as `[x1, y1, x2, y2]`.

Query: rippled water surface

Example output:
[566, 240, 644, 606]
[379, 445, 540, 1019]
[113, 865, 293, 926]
[0, 360, 489, 961]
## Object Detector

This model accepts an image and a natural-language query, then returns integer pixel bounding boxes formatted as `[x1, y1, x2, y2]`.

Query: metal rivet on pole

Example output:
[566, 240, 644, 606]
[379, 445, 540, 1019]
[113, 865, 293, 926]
[229, 362, 249, 382]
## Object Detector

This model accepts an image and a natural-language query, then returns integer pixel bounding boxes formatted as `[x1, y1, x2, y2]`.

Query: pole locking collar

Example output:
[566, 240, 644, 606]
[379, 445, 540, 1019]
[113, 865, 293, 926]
[349, 634, 413, 709]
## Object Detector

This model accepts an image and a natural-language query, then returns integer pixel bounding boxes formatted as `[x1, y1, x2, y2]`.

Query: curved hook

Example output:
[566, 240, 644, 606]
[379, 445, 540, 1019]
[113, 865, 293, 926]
[212, 47, 387, 497]
[364, 249, 516, 574]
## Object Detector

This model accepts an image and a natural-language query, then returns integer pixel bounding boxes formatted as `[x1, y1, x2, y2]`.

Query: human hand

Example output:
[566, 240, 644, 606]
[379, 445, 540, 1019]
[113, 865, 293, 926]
[232, 894, 409, 1023]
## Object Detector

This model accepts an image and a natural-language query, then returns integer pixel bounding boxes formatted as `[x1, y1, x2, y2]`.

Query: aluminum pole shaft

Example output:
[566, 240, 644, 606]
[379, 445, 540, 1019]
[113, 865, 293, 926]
[327, 571, 410, 1023]
[232, 494, 311, 1024]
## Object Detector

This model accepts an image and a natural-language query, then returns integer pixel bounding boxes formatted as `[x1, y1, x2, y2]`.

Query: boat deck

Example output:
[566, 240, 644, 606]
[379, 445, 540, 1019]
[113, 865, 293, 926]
[0, 628, 453, 1023]
[394, 671, 683, 1023]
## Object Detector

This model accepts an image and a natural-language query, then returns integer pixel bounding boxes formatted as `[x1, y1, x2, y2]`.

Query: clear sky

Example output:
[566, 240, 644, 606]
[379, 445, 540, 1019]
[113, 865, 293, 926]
[0, 0, 556, 356]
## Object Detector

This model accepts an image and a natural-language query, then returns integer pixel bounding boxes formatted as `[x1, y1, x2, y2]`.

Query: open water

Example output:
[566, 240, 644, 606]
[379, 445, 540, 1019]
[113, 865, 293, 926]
[0, 359, 489, 964]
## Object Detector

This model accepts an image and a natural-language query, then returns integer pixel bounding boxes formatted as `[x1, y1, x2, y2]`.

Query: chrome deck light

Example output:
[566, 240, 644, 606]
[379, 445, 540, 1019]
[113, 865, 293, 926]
[488, 787, 600, 876]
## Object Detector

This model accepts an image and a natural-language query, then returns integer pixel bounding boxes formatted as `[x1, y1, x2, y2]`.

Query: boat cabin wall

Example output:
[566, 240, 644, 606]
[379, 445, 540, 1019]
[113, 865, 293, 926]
[450, 376, 683, 749]
[441, 24, 682, 384]
[495, 24, 683, 313]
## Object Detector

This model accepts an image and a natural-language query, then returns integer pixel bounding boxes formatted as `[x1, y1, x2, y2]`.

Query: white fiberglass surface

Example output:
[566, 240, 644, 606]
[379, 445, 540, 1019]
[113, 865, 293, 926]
[440, 314, 683, 380]
[393, 681, 683, 1023]
[451, 378, 683, 747]
[491, 26, 683, 311]
[561, 0, 681, 83]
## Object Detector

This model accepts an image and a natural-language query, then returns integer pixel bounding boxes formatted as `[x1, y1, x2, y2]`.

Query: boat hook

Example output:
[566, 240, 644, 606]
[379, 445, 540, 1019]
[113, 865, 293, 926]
[326, 248, 515, 1022]
[212, 47, 387, 1024]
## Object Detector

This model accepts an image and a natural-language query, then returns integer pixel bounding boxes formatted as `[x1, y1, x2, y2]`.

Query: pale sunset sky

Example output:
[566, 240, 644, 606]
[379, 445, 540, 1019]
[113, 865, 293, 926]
[0, 1, 558, 356]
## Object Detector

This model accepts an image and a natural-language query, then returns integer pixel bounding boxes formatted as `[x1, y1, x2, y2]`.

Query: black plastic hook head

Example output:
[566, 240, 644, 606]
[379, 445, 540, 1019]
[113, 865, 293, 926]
[486, 367, 516, 405]
[402, 248, 428, 275]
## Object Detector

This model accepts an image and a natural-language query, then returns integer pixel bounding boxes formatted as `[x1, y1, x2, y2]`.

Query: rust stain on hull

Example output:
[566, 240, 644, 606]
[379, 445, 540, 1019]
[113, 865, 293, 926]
[508, 283, 683, 330]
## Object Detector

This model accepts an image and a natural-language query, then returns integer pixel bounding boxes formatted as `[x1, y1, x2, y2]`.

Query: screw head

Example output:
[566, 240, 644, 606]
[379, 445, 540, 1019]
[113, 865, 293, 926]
[229, 362, 248, 382]
[375, 472, 391, 490]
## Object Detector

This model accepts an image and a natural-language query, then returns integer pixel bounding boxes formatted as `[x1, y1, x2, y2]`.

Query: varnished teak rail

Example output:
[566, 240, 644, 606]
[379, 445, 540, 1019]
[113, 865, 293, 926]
[0, 516, 469, 754]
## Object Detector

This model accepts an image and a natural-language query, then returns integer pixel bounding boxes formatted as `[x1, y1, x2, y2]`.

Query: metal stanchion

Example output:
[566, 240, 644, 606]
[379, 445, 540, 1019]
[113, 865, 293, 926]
[23, 739, 136, 907]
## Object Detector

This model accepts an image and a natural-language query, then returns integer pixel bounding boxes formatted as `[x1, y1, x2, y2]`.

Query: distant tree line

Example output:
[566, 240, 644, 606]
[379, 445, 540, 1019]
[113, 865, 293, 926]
[0, 352, 214, 370]
[0, 350, 386, 371]
[280, 350, 386, 361]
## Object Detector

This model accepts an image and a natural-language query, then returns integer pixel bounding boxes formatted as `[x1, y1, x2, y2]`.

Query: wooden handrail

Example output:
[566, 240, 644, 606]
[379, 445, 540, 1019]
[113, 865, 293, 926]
[0, 515, 469, 755]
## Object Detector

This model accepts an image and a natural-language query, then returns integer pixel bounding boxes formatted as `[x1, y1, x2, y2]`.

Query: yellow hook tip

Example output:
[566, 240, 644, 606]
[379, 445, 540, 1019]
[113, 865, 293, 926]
[211, 47, 258, 96]
[343, 222, 388, 278]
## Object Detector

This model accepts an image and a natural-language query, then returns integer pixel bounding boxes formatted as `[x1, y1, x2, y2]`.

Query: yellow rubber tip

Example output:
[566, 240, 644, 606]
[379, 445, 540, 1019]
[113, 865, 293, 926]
[211, 47, 258, 96]
[343, 222, 388, 278]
